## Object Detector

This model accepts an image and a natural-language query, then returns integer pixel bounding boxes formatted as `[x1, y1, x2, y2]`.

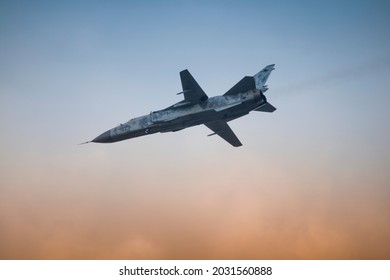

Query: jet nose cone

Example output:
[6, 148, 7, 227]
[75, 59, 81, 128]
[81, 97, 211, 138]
[91, 130, 112, 143]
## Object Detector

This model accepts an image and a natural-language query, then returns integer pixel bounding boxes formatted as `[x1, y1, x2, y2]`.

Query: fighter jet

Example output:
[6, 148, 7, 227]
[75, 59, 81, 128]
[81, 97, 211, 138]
[87, 64, 276, 147]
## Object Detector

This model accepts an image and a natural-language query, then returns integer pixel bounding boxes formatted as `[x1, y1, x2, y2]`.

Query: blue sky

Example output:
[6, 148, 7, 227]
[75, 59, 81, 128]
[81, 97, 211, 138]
[1, 0, 390, 259]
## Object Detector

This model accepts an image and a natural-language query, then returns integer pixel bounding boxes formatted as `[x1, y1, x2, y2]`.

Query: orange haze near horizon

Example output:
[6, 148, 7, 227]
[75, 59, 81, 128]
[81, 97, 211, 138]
[1, 146, 389, 259]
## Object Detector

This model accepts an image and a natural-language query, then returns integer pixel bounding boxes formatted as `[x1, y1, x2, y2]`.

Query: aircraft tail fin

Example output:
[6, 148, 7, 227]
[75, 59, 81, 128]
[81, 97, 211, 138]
[253, 64, 275, 91]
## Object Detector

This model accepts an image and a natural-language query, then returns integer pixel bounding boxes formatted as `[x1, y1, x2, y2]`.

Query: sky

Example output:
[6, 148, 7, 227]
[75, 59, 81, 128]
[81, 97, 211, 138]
[1, 0, 390, 259]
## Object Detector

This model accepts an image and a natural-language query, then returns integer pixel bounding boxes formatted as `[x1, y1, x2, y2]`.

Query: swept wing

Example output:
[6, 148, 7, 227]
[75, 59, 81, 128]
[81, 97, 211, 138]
[223, 64, 275, 96]
[223, 76, 256, 96]
[179, 69, 208, 104]
[205, 120, 242, 147]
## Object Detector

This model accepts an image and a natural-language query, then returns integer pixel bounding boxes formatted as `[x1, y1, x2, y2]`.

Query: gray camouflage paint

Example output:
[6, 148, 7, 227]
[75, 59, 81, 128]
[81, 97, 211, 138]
[88, 64, 275, 146]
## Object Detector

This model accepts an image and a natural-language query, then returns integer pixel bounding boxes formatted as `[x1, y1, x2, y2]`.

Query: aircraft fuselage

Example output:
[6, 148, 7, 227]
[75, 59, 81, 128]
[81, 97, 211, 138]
[87, 64, 276, 147]
[92, 89, 265, 143]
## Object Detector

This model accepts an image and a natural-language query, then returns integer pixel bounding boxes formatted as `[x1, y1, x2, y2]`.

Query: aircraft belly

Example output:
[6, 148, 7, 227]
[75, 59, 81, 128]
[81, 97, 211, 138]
[217, 100, 255, 120]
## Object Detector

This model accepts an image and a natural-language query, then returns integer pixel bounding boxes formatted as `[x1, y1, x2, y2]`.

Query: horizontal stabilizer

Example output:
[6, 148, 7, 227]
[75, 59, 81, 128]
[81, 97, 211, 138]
[223, 76, 255, 96]
[254, 102, 277, 113]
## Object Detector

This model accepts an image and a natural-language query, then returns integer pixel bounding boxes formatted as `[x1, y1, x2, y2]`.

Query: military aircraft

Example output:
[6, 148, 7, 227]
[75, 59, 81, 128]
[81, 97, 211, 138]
[86, 64, 276, 147]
